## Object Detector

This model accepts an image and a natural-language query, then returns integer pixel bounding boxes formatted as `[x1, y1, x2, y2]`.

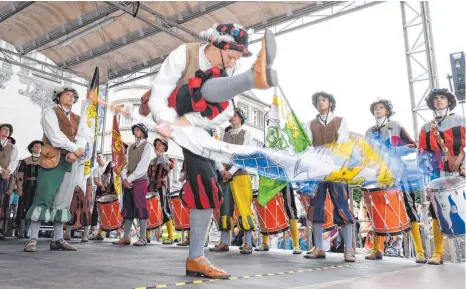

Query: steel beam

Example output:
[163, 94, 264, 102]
[61, 2, 233, 69]
[0, 1, 34, 23]
[138, 3, 199, 39]
[107, 2, 191, 43]
[19, 3, 119, 55]
[0, 57, 86, 87]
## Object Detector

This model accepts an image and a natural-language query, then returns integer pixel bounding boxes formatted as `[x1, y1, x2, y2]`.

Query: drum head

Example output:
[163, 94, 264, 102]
[361, 183, 382, 192]
[97, 194, 118, 204]
[169, 191, 180, 199]
[146, 191, 158, 199]
[426, 176, 466, 192]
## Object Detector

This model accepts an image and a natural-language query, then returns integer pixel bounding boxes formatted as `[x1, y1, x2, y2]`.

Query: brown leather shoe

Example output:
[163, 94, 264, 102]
[254, 243, 270, 252]
[240, 244, 253, 254]
[133, 239, 147, 246]
[415, 252, 427, 264]
[427, 253, 443, 265]
[252, 28, 278, 89]
[163, 238, 174, 245]
[112, 237, 131, 245]
[24, 239, 38, 252]
[63, 233, 71, 241]
[303, 247, 326, 259]
[344, 248, 356, 262]
[177, 238, 190, 247]
[50, 239, 77, 251]
[209, 243, 229, 252]
[365, 249, 383, 260]
[186, 256, 230, 279]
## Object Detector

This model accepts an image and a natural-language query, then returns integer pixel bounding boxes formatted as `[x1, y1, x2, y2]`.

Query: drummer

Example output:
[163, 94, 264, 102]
[113, 123, 152, 246]
[418, 89, 465, 265]
[210, 108, 256, 254]
[303, 92, 356, 262]
[364, 99, 427, 263]
[147, 137, 175, 244]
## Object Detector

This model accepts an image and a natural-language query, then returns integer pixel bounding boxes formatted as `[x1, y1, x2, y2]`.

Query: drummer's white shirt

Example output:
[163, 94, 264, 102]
[148, 43, 235, 130]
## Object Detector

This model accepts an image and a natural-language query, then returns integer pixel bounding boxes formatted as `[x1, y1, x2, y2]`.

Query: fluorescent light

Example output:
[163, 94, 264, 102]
[62, 18, 115, 46]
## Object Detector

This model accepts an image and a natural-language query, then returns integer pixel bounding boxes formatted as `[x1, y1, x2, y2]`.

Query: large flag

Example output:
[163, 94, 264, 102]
[77, 67, 99, 179]
[258, 90, 312, 206]
[112, 115, 126, 196]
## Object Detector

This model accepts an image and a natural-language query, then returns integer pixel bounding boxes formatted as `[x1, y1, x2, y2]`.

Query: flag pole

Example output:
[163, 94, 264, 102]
[277, 84, 312, 147]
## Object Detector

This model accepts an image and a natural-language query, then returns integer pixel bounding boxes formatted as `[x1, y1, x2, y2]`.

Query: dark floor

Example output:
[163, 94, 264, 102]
[0, 238, 464, 289]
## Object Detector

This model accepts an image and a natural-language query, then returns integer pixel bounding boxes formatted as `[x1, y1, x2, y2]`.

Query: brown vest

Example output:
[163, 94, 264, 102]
[0, 141, 14, 169]
[223, 129, 248, 176]
[43, 106, 80, 151]
[310, 117, 342, 146]
[177, 43, 201, 86]
[22, 156, 40, 166]
[127, 141, 148, 180]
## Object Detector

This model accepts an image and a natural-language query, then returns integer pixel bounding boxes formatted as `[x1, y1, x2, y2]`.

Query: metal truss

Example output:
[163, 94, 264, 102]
[401, 1, 438, 137]
[0, 1, 34, 24]
[60, 1, 234, 70]
[401, 1, 439, 260]
[0, 48, 88, 87]
[17, 2, 120, 55]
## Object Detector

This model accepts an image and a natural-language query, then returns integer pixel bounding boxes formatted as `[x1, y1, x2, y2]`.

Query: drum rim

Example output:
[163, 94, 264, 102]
[373, 225, 411, 236]
[426, 176, 466, 192]
[361, 185, 398, 192]
[146, 191, 159, 199]
[96, 194, 119, 204]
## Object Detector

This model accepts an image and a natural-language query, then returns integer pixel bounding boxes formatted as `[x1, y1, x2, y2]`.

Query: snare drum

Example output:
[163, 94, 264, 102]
[362, 185, 410, 235]
[146, 192, 163, 230]
[298, 191, 336, 232]
[253, 191, 289, 235]
[169, 191, 190, 231]
[96, 194, 123, 231]
[426, 176, 466, 237]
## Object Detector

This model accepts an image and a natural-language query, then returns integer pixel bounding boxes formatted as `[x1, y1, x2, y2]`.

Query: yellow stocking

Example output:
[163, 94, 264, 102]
[410, 222, 425, 255]
[373, 233, 383, 252]
[290, 219, 299, 248]
[166, 220, 175, 239]
[432, 219, 444, 256]
[262, 234, 269, 246]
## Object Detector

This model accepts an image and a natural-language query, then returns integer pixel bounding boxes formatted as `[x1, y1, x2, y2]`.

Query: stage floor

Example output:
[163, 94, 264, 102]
[0, 238, 464, 289]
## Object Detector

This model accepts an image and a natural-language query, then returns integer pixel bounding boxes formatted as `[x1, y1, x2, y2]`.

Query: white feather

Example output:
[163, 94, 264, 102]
[199, 27, 235, 43]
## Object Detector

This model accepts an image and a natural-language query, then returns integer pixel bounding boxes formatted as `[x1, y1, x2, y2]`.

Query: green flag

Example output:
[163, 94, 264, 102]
[258, 91, 311, 206]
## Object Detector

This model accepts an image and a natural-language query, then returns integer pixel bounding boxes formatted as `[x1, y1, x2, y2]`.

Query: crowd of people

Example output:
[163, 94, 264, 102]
[0, 22, 465, 280]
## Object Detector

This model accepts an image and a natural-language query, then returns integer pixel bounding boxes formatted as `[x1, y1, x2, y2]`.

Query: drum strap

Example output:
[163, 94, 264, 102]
[430, 123, 465, 172]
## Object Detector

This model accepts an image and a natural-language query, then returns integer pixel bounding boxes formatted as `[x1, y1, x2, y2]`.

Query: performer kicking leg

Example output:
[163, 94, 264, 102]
[151, 24, 277, 278]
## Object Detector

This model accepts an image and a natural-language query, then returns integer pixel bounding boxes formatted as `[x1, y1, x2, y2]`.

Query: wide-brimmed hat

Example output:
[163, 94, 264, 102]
[311, 91, 336, 112]
[425, 88, 457, 111]
[154, 138, 168, 152]
[0, 123, 13, 136]
[132, 123, 148, 138]
[52, 86, 79, 104]
[28, 140, 44, 154]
